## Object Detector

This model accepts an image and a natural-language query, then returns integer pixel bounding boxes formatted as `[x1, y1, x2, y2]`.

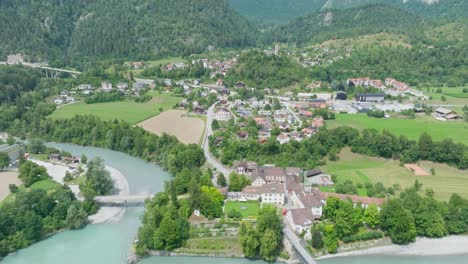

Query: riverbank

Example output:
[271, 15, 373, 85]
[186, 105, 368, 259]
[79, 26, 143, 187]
[318, 235, 468, 259]
[31, 159, 130, 224]
[87, 165, 130, 224]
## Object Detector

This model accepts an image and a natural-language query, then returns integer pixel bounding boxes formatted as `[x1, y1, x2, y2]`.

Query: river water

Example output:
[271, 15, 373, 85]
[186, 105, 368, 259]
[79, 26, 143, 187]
[2, 144, 467, 264]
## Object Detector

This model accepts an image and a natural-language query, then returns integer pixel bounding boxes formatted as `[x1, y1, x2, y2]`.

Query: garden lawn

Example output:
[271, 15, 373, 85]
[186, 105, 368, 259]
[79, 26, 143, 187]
[224, 201, 260, 218]
[327, 114, 468, 145]
[320, 148, 468, 201]
[48, 92, 182, 124]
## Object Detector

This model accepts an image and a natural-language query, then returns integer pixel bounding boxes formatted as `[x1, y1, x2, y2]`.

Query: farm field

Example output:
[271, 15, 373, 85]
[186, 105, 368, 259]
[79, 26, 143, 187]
[320, 148, 468, 201]
[48, 92, 182, 124]
[327, 114, 468, 145]
[224, 201, 260, 218]
[0, 171, 21, 201]
[137, 110, 205, 144]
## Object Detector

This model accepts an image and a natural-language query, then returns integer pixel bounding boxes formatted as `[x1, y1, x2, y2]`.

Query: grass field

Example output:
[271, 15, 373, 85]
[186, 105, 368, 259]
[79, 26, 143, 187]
[175, 237, 242, 256]
[327, 114, 468, 145]
[48, 92, 182, 124]
[138, 110, 205, 144]
[320, 148, 468, 201]
[418, 86, 468, 106]
[0, 179, 61, 206]
[224, 201, 260, 218]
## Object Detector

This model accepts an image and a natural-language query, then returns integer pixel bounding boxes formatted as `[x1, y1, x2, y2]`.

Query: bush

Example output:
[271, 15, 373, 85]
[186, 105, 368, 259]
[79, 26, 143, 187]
[64, 171, 74, 182]
[9, 184, 19, 193]
[134, 94, 152, 103]
[227, 209, 242, 219]
[367, 110, 385, 118]
[84, 91, 124, 104]
[342, 231, 384, 243]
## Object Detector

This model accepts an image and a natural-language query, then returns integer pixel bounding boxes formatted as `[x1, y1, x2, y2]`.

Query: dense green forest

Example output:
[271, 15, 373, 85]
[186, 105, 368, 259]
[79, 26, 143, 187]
[0, 66, 57, 132]
[311, 43, 468, 86]
[228, 0, 325, 26]
[229, 0, 468, 27]
[263, 4, 427, 45]
[0, 0, 255, 62]
[224, 51, 307, 88]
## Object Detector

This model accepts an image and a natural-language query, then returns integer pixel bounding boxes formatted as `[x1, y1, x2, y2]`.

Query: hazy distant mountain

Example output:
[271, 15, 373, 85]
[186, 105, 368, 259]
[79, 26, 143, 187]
[264, 4, 426, 45]
[0, 0, 256, 61]
[229, 0, 467, 26]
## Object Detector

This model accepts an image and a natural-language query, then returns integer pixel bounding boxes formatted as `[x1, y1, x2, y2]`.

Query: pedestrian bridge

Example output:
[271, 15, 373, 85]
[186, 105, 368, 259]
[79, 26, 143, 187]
[94, 194, 153, 207]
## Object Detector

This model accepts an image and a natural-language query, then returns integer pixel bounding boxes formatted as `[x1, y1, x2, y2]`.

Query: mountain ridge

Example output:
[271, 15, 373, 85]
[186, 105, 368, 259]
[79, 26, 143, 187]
[0, 0, 256, 62]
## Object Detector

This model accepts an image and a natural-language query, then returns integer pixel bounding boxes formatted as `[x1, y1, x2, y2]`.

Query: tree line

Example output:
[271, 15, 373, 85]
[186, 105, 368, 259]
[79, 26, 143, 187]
[213, 125, 467, 169]
[312, 183, 468, 254]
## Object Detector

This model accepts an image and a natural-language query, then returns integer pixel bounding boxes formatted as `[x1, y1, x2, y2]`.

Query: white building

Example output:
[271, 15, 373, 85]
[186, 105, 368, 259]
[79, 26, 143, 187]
[290, 191, 323, 216]
[214, 108, 231, 121]
[7, 54, 25, 65]
[240, 183, 285, 207]
[286, 208, 317, 237]
[277, 133, 290, 144]
[117, 82, 129, 91]
[101, 82, 113, 92]
[54, 98, 64, 105]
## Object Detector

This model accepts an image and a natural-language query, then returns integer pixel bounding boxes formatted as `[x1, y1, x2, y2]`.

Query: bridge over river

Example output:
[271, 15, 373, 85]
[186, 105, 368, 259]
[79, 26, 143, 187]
[22, 62, 82, 79]
[94, 194, 153, 206]
[284, 227, 319, 264]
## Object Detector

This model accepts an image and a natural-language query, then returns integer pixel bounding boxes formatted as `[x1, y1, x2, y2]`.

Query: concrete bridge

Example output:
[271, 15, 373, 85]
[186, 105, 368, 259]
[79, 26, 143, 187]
[94, 194, 153, 207]
[22, 62, 82, 79]
[284, 227, 319, 264]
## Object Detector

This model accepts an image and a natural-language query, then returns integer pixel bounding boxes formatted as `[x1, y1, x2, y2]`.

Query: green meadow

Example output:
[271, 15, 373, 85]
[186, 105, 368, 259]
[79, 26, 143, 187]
[320, 148, 468, 201]
[48, 92, 182, 124]
[327, 114, 468, 145]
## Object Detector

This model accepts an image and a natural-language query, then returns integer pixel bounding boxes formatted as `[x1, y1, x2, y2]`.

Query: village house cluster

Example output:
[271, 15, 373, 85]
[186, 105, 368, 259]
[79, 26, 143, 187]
[191, 57, 237, 78]
[300, 46, 352, 67]
[53, 79, 156, 105]
[347, 77, 427, 99]
[227, 160, 384, 238]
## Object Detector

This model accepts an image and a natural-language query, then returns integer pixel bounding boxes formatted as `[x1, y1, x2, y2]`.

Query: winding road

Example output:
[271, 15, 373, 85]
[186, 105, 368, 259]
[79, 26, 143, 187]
[202, 102, 232, 177]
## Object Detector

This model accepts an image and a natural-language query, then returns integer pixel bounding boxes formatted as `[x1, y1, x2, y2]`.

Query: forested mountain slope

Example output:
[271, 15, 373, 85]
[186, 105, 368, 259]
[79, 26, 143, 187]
[228, 0, 326, 26]
[229, 0, 467, 26]
[264, 4, 427, 46]
[0, 0, 255, 61]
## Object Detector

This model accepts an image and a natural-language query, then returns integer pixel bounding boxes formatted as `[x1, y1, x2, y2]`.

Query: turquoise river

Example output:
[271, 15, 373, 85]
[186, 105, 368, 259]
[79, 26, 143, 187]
[2, 144, 467, 264]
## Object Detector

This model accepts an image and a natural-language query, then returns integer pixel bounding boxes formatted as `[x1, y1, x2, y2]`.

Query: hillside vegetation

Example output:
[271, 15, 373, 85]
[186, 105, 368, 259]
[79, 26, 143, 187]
[264, 4, 427, 45]
[228, 0, 326, 26]
[310, 43, 468, 86]
[230, 0, 468, 27]
[0, 0, 255, 62]
[224, 51, 307, 88]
